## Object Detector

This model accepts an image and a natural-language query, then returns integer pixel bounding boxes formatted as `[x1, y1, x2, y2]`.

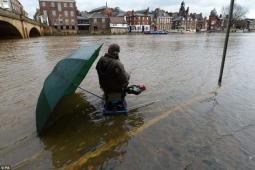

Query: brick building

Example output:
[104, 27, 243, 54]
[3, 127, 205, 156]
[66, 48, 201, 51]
[11, 0, 23, 15]
[89, 12, 110, 34]
[0, 0, 28, 16]
[187, 13, 207, 32]
[207, 9, 222, 31]
[171, 1, 206, 32]
[39, 0, 78, 34]
[89, 6, 114, 17]
[172, 1, 189, 30]
[126, 9, 151, 32]
[152, 8, 173, 31]
[246, 19, 255, 31]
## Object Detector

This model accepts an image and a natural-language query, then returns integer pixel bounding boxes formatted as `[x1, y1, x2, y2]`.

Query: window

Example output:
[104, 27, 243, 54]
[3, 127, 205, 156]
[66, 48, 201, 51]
[51, 2, 55, 7]
[64, 3, 67, 7]
[59, 19, 63, 24]
[71, 19, 75, 24]
[102, 18, 105, 23]
[94, 18, 97, 23]
[64, 11, 68, 17]
[42, 2, 46, 7]
[43, 10, 47, 16]
[52, 10, 56, 16]
[70, 11, 74, 17]
[69, 3, 73, 8]
[65, 19, 69, 24]
[57, 3, 62, 11]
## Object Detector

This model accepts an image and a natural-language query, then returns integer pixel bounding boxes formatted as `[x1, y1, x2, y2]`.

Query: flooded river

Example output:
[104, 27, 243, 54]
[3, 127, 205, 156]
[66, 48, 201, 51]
[1, 33, 255, 169]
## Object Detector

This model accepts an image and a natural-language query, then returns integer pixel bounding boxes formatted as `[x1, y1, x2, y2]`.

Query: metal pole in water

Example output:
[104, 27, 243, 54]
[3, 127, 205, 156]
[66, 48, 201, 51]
[218, 0, 235, 86]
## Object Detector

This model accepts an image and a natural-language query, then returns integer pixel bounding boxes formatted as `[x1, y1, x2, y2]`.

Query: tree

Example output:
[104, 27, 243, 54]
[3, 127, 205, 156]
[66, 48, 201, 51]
[222, 3, 248, 27]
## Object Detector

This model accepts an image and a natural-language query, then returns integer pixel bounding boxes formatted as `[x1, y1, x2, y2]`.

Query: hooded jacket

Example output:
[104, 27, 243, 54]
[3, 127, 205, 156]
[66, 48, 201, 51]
[96, 53, 130, 93]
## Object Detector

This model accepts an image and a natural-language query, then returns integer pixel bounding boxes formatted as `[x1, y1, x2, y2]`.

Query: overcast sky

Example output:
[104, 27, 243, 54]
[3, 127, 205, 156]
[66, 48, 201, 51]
[20, 0, 255, 19]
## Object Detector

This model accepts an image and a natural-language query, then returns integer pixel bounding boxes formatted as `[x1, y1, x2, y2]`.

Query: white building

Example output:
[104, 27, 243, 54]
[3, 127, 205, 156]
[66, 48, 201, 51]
[109, 17, 128, 34]
[129, 24, 150, 32]
[0, 0, 11, 9]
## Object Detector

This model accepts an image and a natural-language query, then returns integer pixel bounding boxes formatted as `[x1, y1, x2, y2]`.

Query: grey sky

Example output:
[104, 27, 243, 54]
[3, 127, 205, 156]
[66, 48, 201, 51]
[20, 0, 255, 19]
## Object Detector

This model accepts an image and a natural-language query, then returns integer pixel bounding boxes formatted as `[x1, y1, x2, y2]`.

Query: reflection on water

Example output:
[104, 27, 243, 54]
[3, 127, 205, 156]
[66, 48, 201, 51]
[42, 93, 144, 169]
[1, 34, 255, 169]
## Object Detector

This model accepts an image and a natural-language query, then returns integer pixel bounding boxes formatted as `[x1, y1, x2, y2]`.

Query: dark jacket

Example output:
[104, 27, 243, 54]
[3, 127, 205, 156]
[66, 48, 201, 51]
[96, 53, 130, 93]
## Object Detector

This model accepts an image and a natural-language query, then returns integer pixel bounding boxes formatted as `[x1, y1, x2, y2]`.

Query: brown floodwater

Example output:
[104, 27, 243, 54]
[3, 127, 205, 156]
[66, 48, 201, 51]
[1, 33, 255, 170]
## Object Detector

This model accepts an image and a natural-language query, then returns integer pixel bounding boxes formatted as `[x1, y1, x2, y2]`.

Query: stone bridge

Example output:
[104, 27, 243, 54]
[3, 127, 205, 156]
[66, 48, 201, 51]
[0, 8, 43, 39]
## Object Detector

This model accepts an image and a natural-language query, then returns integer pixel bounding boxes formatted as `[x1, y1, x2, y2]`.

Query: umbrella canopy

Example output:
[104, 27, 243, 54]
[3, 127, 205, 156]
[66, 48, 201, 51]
[36, 43, 103, 134]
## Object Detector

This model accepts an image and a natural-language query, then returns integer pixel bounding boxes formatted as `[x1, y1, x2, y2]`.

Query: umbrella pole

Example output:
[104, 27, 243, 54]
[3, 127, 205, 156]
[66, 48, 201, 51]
[78, 87, 104, 100]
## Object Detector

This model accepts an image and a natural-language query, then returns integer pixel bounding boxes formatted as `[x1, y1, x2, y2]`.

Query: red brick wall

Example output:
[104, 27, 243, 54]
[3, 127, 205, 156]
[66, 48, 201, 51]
[39, 1, 78, 30]
[127, 16, 151, 25]
[10, 0, 22, 15]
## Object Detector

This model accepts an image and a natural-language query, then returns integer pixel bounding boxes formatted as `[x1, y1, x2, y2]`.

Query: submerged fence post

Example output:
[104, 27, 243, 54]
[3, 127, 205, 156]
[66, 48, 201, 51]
[218, 0, 235, 86]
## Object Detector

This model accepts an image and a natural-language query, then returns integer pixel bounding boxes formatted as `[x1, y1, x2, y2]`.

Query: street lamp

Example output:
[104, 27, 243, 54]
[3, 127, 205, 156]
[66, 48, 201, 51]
[218, 0, 235, 86]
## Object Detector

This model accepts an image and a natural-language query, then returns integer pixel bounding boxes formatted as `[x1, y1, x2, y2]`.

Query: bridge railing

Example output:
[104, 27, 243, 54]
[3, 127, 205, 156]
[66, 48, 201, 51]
[0, 7, 40, 26]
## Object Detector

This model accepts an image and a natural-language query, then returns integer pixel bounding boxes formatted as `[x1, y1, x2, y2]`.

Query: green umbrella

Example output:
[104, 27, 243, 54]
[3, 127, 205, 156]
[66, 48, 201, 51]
[36, 43, 103, 135]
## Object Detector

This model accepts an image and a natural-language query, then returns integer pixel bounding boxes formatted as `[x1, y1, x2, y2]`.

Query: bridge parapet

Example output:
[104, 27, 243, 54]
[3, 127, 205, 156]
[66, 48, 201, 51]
[1, 8, 63, 38]
[0, 8, 41, 26]
[0, 8, 20, 20]
[0, 8, 44, 38]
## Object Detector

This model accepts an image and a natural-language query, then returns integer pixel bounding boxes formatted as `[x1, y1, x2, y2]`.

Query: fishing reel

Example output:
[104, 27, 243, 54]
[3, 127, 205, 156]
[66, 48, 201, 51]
[125, 84, 146, 95]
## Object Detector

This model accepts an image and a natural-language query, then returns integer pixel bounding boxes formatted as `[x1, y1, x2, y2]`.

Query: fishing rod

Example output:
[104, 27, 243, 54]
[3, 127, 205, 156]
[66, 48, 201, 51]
[218, 0, 235, 86]
[78, 87, 104, 100]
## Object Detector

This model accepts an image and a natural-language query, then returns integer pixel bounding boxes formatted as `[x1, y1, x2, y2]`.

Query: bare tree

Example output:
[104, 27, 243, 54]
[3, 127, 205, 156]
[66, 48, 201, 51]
[222, 3, 248, 27]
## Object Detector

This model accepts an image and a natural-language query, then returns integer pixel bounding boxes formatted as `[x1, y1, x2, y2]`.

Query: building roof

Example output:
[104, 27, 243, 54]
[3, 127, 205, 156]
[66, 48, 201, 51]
[77, 16, 89, 20]
[113, 7, 125, 13]
[109, 17, 127, 24]
[190, 13, 203, 20]
[245, 18, 255, 21]
[116, 12, 126, 17]
[90, 6, 107, 13]
[80, 11, 90, 18]
[173, 16, 184, 22]
[89, 12, 108, 19]
[135, 8, 149, 14]
[134, 13, 146, 16]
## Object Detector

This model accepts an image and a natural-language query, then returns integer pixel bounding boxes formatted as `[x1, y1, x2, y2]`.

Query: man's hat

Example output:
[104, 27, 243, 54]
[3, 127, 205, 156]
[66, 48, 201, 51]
[108, 44, 120, 54]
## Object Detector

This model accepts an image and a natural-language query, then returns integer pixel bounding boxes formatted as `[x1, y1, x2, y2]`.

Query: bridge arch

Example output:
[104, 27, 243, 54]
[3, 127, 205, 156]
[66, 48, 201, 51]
[0, 20, 23, 39]
[29, 27, 41, 37]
